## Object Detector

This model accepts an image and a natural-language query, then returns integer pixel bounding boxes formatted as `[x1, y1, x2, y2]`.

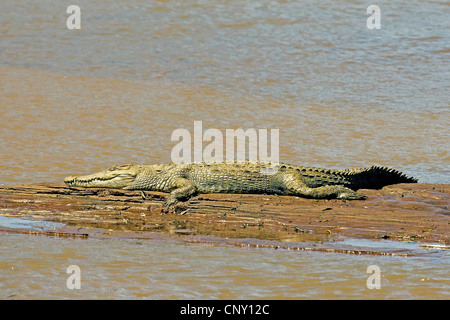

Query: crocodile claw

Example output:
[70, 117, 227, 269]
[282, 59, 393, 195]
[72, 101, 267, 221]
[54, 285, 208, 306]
[163, 197, 179, 207]
[337, 191, 367, 200]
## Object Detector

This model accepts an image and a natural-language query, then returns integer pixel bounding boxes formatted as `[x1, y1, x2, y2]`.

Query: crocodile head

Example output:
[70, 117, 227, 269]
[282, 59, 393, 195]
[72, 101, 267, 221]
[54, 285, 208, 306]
[64, 164, 142, 189]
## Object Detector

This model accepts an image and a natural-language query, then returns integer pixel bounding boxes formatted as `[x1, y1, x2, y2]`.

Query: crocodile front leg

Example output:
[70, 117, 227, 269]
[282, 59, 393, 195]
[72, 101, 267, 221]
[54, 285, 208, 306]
[165, 178, 199, 206]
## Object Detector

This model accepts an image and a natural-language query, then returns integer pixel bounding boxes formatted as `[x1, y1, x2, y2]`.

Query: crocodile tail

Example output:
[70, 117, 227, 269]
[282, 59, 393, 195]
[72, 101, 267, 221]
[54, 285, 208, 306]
[344, 166, 418, 190]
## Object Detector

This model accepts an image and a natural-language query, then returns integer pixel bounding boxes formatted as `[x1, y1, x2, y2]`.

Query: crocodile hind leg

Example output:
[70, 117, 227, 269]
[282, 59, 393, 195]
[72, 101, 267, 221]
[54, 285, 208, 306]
[299, 185, 366, 200]
[282, 174, 367, 200]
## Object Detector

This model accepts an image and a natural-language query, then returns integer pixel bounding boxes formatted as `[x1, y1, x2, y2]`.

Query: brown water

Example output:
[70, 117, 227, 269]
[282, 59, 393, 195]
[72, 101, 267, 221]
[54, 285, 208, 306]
[0, 0, 449, 299]
[1, 233, 449, 300]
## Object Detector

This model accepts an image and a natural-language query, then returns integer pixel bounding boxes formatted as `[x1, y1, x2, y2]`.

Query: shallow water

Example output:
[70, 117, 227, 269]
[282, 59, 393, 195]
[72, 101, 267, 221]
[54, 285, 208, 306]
[0, 233, 449, 300]
[0, 0, 449, 299]
[0, 216, 65, 231]
[0, 0, 449, 185]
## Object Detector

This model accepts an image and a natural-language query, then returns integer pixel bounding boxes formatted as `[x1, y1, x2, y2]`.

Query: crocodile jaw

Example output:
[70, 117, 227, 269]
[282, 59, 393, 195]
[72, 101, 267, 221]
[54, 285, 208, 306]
[64, 164, 139, 189]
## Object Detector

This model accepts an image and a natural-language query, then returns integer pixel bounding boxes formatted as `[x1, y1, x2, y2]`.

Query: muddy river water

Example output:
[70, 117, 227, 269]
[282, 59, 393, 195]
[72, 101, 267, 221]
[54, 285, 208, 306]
[0, 0, 449, 299]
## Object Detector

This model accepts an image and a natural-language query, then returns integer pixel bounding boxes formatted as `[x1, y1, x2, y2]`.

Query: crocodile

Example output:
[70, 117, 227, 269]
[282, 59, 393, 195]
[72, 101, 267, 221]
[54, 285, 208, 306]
[64, 162, 418, 206]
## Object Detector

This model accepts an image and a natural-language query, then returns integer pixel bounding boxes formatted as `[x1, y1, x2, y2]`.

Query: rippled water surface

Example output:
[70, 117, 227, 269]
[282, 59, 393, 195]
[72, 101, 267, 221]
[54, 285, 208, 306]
[0, 0, 449, 299]
[1, 234, 449, 299]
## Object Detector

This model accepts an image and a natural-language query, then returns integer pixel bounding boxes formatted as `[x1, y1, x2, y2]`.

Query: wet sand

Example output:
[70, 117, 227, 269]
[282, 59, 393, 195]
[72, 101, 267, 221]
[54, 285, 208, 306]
[0, 182, 448, 256]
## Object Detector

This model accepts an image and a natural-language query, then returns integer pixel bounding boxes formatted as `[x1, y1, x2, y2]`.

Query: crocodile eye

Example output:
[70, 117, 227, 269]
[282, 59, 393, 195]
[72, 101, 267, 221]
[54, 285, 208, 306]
[108, 164, 131, 171]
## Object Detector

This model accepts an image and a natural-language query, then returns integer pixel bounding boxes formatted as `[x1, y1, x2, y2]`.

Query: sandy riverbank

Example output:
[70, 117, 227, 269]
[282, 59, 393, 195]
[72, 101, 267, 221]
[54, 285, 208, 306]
[0, 182, 448, 255]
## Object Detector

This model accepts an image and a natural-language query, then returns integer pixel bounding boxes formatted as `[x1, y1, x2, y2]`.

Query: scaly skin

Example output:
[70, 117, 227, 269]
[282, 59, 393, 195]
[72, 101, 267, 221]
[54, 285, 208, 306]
[64, 162, 418, 206]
